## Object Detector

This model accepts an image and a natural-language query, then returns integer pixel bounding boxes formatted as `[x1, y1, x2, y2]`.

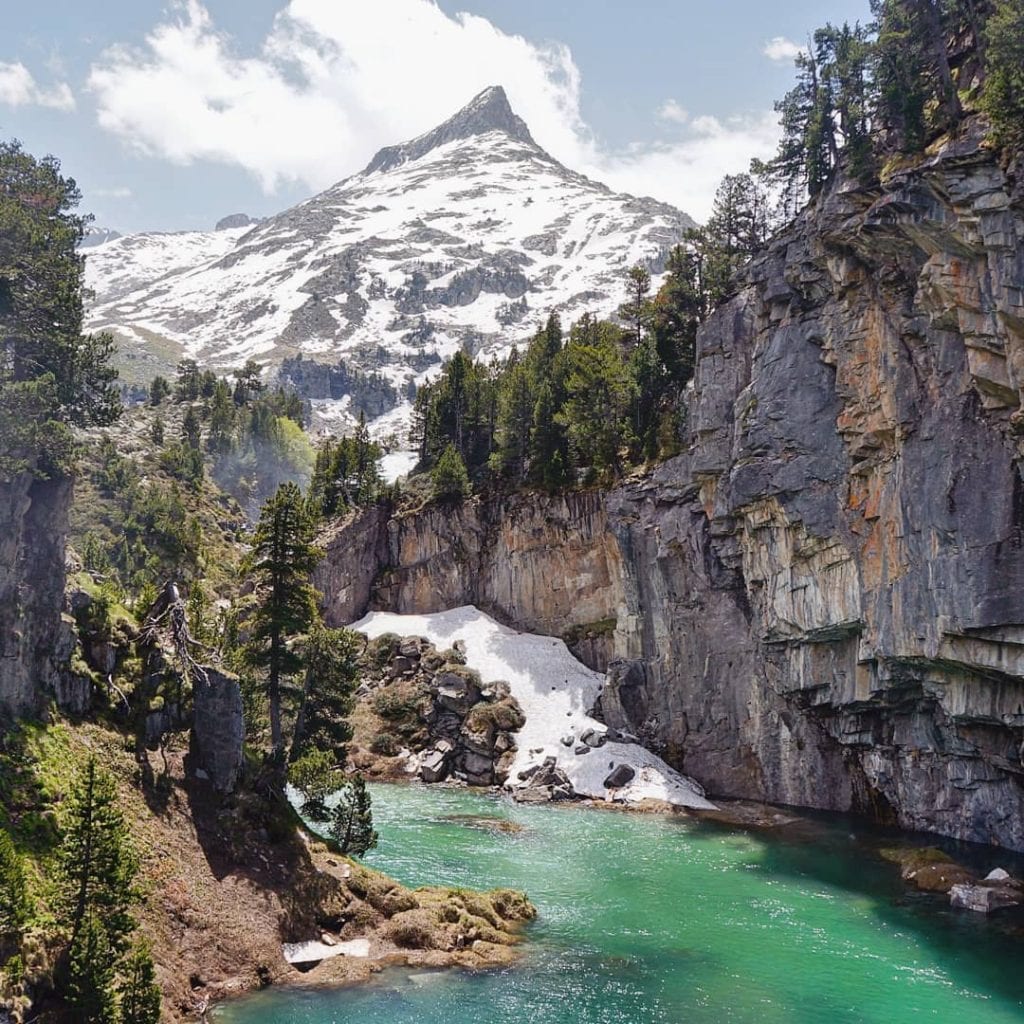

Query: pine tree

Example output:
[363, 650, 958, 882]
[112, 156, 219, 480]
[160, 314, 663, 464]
[617, 266, 653, 350]
[148, 376, 170, 406]
[233, 360, 265, 406]
[64, 914, 118, 1023]
[529, 380, 567, 490]
[982, 0, 1024, 150]
[206, 380, 236, 456]
[245, 482, 322, 753]
[181, 406, 201, 450]
[431, 444, 471, 501]
[558, 322, 631, 476]
[0, 831, 28, 939]
[651, 245, 702, 386]
[57, 758, 138, 955]
[289, 626, 361, 763]
[329, 776, 378, 857]
[118, 942, 162, 1024]
[490, 360, 534, 481]
[150, 416, 164, 447]
[174, 360, 200, 402]
[0, 141, 120, 478]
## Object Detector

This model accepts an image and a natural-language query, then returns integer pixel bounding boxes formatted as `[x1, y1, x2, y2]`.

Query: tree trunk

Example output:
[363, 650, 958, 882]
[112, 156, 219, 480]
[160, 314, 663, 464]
[268, 636, 283, 753]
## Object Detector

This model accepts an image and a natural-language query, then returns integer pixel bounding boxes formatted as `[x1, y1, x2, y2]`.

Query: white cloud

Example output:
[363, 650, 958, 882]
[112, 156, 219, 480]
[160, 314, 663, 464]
[93, 186, 133, 199]
[0, 60, 75, 110]
[762, 37, 804, 63]
[87, 0, 779, 221]
[656, 98, 688, 125]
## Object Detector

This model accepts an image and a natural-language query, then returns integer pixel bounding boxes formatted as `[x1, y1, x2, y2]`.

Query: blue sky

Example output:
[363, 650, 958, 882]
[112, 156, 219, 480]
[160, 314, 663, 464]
[1, 0, 871, 232]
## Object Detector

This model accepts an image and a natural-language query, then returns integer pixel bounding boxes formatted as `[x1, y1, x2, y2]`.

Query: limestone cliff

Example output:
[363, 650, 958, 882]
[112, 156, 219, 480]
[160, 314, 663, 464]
[318, 127, 1024, 850]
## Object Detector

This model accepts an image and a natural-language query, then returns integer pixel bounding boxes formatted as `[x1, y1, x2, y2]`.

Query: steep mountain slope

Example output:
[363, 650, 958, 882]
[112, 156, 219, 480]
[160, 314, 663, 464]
[84, 87, 693, 394]
[318, 123, 1024, 851]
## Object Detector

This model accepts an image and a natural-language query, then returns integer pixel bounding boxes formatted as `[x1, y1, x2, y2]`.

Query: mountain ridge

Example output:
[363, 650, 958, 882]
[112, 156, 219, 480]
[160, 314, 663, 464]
[84, 86, 694, 432]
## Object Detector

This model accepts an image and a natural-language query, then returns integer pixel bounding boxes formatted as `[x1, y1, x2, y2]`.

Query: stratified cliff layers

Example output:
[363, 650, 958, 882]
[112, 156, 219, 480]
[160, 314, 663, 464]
[320, 127, 1024, 849]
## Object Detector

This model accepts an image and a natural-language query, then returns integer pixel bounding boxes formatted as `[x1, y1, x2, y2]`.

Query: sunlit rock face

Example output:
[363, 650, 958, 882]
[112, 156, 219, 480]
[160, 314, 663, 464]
[318, 123, 1024, 850]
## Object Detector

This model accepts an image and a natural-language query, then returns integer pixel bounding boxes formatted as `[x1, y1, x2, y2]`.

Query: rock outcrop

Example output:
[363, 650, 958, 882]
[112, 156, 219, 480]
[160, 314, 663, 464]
[351, 633, 524, 787]
[318, 490, 624, 671]
[0, 473, 75, 717]
[319, 127, 1024, 851]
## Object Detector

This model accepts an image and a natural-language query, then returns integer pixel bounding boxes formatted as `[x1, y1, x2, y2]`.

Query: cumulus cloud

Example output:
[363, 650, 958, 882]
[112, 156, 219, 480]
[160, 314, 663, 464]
[88, 0, 779, 221]
[762, 36, 805, 63]
[0, 61, 75, 111]
[656, 99, 689, 125]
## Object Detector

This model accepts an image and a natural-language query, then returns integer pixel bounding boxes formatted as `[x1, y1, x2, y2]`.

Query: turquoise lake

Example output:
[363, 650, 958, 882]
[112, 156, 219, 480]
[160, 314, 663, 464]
[216, 783, 1024, 1023]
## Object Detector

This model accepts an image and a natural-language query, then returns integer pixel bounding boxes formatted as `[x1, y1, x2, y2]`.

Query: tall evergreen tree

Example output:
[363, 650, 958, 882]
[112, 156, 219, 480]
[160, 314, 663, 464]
[174, 360, 200, 402]
[490, 359, 534, 480]
[617, 266, 653, 350]
[118, 942, 162, 1024]
[329, 775, 378, 857]
[982, 0, 1024, 150]
[64, 914, 118, 1024]
[431, 444, 471, 501]
[57, 758, 138, 955]
[529, 380, 568, 490]
[651, 245, 702, 386]
[289, 625, 361, 763]
[0, 141, 120, 477]
[245, 482, 322, 753]
[558, 321, 631, 476]
[148, 376, 170, 406]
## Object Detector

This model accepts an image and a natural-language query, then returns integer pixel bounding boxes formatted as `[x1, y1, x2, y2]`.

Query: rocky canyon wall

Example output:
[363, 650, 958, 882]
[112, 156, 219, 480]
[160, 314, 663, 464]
[318, 127, 1024, 850]
[0, 472, 76, 717]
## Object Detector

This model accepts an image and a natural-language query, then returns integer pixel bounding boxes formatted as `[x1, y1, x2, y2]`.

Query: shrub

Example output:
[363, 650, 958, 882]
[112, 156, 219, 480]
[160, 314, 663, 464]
[369, 733, 401, 756]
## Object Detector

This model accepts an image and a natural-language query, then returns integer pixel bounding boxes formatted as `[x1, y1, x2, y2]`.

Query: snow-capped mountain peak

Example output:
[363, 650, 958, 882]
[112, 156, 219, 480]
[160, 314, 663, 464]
[364, 85, 537, 175]
[84, 86, 695, 428]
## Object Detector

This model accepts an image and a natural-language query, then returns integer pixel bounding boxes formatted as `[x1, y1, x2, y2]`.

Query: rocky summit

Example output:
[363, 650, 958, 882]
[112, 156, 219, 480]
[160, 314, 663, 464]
[83, 86, 693, 395]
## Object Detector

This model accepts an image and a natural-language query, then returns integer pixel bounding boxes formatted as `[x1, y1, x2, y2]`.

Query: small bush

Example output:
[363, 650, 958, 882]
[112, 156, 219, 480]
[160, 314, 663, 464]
[465, 699, 525, 735]
[369, 732, 401, 756]
[386, 909, 438, 949]
[372, 683, 426, 723]
[367, 633, 402, 668]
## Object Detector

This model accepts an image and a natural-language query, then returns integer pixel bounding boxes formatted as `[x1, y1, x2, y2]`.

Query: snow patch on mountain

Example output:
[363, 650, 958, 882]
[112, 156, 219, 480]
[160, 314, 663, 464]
[84, 86, 694, 404]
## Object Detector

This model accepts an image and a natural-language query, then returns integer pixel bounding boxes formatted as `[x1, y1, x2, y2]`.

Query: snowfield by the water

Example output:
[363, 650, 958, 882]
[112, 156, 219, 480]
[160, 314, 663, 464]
[353, 606, 715, 811]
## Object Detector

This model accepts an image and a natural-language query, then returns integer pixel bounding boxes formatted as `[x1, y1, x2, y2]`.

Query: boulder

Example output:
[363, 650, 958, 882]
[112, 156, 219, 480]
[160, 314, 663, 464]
[398, 636, 426, 658]
[461, 750, 495, 786]
[580, 727, 607, 748]
[950, 883, 1021, 913]
[985, 868, 1011, 882]
[389, 655, 414, 678]
[603, 764, 636, 789]
[420, 742, 453, 783]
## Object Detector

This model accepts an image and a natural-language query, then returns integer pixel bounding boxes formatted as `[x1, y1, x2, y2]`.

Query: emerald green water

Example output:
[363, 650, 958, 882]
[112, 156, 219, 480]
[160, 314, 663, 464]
[217, 784, 1024, 1023]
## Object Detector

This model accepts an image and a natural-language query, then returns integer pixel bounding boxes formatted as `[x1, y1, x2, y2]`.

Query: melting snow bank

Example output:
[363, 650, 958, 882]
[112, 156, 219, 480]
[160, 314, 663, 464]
[352, 606, 716, 811]
[283, 938, 370, 965]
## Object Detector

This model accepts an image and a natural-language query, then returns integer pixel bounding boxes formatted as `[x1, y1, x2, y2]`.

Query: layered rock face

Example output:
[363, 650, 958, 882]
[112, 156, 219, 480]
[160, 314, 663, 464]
[0, 473, 75, 717]
[318, 490, 624, 669]
[319, 130, 1024, 850]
